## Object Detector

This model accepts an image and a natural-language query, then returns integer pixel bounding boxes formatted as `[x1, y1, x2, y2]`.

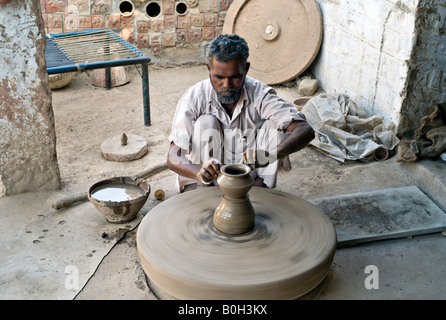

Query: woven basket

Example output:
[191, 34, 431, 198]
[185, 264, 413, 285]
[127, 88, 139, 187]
[49, 72, 75, 89]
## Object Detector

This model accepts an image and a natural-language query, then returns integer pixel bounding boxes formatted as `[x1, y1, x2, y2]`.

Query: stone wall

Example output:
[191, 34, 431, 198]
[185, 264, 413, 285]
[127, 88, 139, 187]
[399, 0, 446, 137]
[0, 1, 61, 197]
[40, 0, 234, 63]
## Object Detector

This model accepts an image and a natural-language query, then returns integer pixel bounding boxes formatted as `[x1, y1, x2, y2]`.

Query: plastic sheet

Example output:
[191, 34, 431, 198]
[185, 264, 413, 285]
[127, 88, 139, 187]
[301, 93, 400, 162]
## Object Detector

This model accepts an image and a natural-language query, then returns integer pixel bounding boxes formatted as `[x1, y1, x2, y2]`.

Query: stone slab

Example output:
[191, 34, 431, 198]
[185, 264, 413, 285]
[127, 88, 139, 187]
[309, 186, 446, 247]
[101, 134, 148, 162]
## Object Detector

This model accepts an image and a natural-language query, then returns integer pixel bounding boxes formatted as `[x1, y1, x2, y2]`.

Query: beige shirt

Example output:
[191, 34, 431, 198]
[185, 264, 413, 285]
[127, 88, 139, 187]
[169, 76, 306, 151]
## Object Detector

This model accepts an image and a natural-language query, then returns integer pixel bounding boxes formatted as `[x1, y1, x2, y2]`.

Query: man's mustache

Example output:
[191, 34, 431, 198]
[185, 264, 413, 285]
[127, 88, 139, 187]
[218, 89, 238, 94]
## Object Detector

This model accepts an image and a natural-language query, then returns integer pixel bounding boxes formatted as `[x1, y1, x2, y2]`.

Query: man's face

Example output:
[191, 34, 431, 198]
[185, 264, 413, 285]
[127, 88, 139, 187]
[207, 57, 250, 104]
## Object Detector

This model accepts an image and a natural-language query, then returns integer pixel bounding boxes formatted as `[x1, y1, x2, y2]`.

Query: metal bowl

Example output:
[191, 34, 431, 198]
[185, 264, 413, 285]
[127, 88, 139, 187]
[88, 176, 150, 223]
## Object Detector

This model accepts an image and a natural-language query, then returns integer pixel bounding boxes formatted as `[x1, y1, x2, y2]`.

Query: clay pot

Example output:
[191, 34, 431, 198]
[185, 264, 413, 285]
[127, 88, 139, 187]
[88, 176, 150, 223]
[213, 164, 255, 235]
[216, 164, 253, 199]
[373, 146, 389, 161]
[293, 97, 310, 111]
[91, 66, 129, 88]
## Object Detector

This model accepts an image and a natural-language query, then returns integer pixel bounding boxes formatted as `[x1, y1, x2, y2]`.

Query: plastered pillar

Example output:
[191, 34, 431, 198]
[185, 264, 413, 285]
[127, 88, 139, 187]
[0, 0, 61, 196]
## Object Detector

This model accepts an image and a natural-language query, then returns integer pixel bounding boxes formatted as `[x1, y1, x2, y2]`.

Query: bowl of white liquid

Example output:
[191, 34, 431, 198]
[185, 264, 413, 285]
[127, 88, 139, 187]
[88, 176, 150, 223]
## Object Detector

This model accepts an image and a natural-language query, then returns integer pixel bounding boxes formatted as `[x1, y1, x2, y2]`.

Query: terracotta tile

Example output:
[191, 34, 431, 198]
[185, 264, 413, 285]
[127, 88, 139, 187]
[191, 14, 204, 27]
[91, 15, 106, 29]
[202, 26, 215, 40]
[67, 0, 88, 12]
[162, 1, 175, 15]
[178, 15, 190, 29]
[151, 43, 162, 56]
[151, 35, 162, 56]
[164, 15, 177, 29]
[46, 0, 65, 14]
[137, 34, 150, 47]
[47, 14, 63, 28]
[217, 13, 225, 26]
[150, 19, 164, 32]
[220, 0, 234, 11]
[162, 33, 175, 47]
[199, 0, 218, 13]
[78, 15, 91, 28]
[121, 15, 133, 29]
[204, 13, 218, 26]
[91, 0, 111, 14]
[64, 13, 79, 29]
[107, 14, 121, 29]
[189, 28, 202, 42]
[137, 20, 150, 33]
[65, 4, 79, 14]
[176, 29, 188, 42]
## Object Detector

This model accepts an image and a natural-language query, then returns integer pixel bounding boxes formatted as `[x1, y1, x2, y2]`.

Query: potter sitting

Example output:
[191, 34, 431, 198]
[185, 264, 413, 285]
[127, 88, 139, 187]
[167, 34, 314, 192]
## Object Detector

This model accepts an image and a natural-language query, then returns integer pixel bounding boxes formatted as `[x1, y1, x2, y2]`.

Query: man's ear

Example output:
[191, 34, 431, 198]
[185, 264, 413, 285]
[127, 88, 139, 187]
[206, 63, 211, 72]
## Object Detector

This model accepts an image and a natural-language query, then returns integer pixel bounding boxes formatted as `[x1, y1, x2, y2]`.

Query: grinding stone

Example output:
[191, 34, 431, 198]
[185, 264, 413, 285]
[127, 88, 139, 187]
[223, 0, 323, 85]
[101, 134, 148, 162]
[137, 187, 337, 300]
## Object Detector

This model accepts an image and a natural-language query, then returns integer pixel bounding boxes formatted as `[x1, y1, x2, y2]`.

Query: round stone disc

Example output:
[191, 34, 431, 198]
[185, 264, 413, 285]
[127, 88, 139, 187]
[222, 0, 323, 85]
[137, 187, 336, 300]
[100, 134, 148, 162]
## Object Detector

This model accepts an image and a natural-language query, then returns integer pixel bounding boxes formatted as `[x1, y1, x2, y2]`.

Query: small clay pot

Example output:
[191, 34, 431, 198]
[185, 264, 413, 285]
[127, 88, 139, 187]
[216, 164, 253, 199]
[213, 164, 255, 235]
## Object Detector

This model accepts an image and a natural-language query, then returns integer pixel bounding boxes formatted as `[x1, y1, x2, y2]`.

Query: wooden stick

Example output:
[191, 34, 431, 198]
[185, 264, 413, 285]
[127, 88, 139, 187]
[52, 192, 88, 210]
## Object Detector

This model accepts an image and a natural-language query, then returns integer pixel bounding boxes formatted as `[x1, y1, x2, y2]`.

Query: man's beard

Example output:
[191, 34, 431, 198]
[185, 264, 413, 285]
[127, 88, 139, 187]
[216, 88, 242, 104]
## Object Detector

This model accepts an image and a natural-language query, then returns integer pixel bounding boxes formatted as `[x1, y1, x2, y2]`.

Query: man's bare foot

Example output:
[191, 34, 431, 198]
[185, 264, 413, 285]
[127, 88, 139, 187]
[253, 177, 267, 188]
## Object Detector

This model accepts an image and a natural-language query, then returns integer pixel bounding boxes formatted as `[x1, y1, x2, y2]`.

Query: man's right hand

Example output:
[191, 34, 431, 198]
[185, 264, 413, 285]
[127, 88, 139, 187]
[198, 159, 221, 183]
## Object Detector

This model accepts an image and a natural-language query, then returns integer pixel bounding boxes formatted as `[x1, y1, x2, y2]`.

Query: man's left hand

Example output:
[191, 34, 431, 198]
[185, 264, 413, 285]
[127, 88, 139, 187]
[242, 148, 274, 168]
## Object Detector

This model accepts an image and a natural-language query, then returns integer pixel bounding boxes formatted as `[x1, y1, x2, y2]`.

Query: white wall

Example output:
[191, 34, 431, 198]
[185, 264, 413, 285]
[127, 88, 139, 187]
[312, 0, 419, 126]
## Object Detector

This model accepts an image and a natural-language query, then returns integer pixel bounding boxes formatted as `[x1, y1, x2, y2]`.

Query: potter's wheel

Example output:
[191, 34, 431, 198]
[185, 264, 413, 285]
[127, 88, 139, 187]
[137, 186, 336, 300]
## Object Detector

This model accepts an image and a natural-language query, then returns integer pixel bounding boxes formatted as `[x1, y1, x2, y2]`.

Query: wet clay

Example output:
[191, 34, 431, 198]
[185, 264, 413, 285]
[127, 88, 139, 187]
[137, 186, 337, 299]
[91, 183, 146, 202]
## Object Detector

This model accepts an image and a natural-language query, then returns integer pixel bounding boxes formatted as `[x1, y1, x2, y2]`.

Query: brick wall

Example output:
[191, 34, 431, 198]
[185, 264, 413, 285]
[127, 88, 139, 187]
[40, 0, 234, 59]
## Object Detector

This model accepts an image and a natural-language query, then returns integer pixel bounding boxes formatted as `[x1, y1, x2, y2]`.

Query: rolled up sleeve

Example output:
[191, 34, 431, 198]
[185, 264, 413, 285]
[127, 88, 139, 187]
[260, 90, 307, 131]
[168, 99, 197, 151]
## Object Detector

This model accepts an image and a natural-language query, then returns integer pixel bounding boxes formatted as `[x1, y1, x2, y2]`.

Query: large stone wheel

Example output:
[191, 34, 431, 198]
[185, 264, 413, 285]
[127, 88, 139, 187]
[223, 0, 323, 85]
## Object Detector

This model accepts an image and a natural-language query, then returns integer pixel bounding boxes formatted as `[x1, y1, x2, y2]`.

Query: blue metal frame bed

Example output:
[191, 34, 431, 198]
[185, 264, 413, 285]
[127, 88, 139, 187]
[45, 29, 152, 126]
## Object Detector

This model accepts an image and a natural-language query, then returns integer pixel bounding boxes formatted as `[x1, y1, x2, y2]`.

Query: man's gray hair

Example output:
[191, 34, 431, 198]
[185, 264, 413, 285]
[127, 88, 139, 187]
[206, 34, 249, 68]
